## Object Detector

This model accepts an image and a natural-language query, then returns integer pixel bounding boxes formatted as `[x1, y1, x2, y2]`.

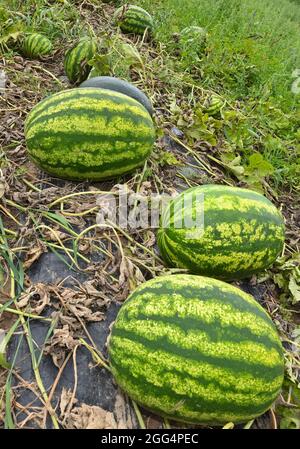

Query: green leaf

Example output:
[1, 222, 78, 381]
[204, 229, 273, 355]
[44, 211, 73, 229]
[220, 153, 245, 177]
[272, 253, 300, 305]
[156, 151, 182, 167]
[280, 416, 300, 429]
[0, 331, 10, 369]
[5, 376, 15, 429]
[276, 380, 300, 429]
[89, 53, 111, 77]
[245, 153, 274, 177]
[0, 353, 10, 369]
[289, 274, 300, 303]
[118, 42, 144, 68]
[240, 153, 274, 190]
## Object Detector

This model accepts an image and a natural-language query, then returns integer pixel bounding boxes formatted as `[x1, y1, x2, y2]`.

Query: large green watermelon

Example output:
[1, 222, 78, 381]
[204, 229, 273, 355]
[108, 274, 284, 425]
[25, 88, 155, 181]
[114, 4, 154, 35]
[157, 185, 285, 280]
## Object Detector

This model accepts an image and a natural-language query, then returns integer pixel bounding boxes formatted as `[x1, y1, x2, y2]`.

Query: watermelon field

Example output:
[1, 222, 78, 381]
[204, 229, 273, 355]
[0, 0, 299, 430]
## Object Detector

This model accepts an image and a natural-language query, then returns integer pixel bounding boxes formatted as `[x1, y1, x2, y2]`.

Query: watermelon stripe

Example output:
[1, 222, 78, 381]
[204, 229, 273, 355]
[27, 127, 152, 144]
[112, 326, 282, 379]
[122, 310, 282, 351]
[121, 24, 149, 34]
[30, 40, 45, 56]
[159, 234, 272, 278]
[110, 344, 281, 407]
[124, 281, 277, 328]
[167, 195, 283, 221]
[160, 232, 279, 278]
[26, 107, 152, 132]
[72, 43, 89, 76]
[110, 336, 282, 397]
[167, 184, 276, 205]
[27, 34, 36, 49]
[123, 17, 152, 27]
[25, 89, 151, 128]
[29, 156, 145, 181]
[39, 42, 50, 54]
[165, 220, 283, 248]
[110, 355, 276, 423]
[30, 147, 150, 171]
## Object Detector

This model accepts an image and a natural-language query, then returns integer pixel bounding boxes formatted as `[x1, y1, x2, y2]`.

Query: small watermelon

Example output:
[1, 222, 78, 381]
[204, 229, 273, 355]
[25, 88, 155, 181]
[114, 4, 154, 35]
[21, 33, 52, 59]
[179, 26, 207, 56]
[203, 94, 225, 116]
[79, 76, 154, 116]
[108, 274, 284, 425]
[157, 184, 285, 280]
[64, 38, 97, 85]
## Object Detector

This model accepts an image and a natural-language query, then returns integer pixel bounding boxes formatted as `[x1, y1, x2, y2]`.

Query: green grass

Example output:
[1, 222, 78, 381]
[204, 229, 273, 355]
[136, 0, 300, 107]
[131, 0, 300, 191]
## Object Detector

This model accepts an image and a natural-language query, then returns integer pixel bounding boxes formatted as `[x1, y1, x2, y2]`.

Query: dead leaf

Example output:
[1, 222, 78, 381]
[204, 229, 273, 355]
[119, 256, 145, 292]
[16, 283, 50, 314]
[0, 182, 5, 200]
[23, 242, 46, 269]
[44, 325, 79, 368]
[60, 388, 77, 419]
[66, 403, 117, 429]
[43, 229, 69, 242]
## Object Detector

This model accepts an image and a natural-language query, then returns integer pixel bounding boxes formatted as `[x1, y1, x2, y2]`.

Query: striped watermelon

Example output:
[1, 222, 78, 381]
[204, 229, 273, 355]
[21, 33, 52, 59]
[25, 88, 155, 181]
[64, 38, 97, 85]
[108, 274, 284, 425]
[157, 185, 285, 280]
[114, 5, 154, 35]
[179, 26, 207, 55]
[203, 94, 224, 116]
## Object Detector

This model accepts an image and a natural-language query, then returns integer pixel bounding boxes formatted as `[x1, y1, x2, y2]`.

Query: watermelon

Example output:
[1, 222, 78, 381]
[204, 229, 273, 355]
[108, 274, 284, 425]
[25, 88, 155, 181]
[21, 33, 52, 59]
[179, 26, 207, 55]
[114, 4, 154, 35]
[203, 94, 224, 116]
[157, 185, 285, 280]
[64, 38, 97, 85]
[79, 76, 154, 116]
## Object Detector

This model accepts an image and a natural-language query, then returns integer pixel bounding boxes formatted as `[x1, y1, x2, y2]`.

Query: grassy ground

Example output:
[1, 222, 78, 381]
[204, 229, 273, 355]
[0, 0, 299, 429]
[137, 0, 300, 190]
